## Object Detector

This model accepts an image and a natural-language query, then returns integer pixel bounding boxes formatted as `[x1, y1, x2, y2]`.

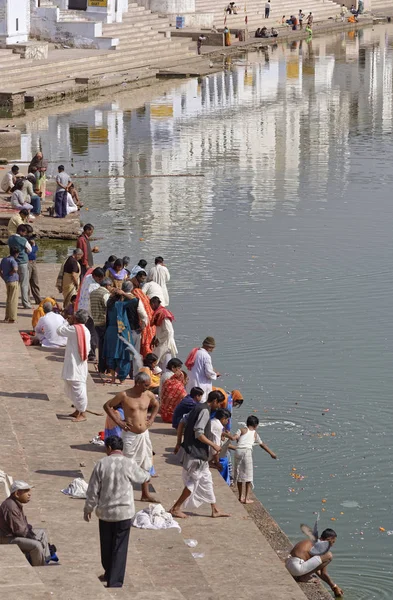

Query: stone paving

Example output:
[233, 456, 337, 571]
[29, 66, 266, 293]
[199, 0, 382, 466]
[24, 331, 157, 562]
[0, 263, 315, 600]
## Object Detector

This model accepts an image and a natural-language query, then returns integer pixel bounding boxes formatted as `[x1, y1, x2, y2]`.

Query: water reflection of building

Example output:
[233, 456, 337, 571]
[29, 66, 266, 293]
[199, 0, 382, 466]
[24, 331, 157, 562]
[24, 25, 393, 234]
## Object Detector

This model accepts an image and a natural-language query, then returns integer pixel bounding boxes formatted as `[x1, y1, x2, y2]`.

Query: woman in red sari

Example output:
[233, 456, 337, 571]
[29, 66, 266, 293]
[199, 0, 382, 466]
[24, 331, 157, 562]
[160, 370, 187, 423]
[131, 269, 155, 358]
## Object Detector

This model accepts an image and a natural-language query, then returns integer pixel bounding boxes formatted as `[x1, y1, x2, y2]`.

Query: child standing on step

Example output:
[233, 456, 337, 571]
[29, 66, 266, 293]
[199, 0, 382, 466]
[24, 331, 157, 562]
[231, 415, 277, 504]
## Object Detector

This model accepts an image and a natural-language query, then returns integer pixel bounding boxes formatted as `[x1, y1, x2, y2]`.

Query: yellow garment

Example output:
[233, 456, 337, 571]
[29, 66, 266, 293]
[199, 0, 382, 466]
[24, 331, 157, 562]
[140, 366, 161, 388]
[7, 214, 25, 236]
[32, 297, 57, 328]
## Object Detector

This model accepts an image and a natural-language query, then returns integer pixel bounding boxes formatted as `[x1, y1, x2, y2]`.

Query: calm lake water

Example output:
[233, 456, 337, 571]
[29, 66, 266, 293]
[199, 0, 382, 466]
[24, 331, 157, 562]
[18, 24, 393, 598]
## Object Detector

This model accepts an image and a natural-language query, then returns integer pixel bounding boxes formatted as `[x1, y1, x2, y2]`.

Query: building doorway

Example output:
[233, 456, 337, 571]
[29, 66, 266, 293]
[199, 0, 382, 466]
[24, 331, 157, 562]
[68, 0, 87, 9]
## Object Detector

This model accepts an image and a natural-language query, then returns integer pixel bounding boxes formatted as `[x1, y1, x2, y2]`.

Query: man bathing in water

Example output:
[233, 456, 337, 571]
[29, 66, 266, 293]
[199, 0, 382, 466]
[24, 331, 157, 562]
[286, 528, 344, 597]
[103, 371, 159, 502]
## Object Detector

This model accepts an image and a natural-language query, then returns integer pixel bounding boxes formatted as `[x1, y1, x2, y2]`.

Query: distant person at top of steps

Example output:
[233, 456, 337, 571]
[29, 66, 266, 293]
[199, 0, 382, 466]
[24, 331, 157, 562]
[0, 481, 58, 566]
[103, 372, 160, 503]
[265, 0, 271, 19]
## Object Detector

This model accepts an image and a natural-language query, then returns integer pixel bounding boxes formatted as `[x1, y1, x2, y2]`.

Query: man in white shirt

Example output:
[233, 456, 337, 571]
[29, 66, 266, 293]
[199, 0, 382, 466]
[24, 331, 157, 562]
[57, 309, 91, 422]
[150, 297, 178, 370]
[147, 256, 170, 306]
[34, 302, 67, 347]
[142, 280, 165, 305]
[1, 165, 19, 193]
[185, 337, 221, 401]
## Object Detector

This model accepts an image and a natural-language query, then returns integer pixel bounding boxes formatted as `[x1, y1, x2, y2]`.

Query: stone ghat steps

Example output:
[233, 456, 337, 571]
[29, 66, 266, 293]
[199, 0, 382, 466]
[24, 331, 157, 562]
[0, 39, 196, 92]
[195, 0, 343, 27]
[0, 263, 309, 600]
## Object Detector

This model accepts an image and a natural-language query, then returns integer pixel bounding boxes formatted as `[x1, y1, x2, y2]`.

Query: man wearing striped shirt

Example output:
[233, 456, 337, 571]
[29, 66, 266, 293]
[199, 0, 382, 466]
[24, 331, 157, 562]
[90, 278, 113, 374]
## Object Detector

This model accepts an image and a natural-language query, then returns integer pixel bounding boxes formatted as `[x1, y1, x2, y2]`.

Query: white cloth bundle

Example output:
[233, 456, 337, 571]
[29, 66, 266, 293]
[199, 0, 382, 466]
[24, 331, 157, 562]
[61, 477, 88, 498]
[132, 503, 181, 531]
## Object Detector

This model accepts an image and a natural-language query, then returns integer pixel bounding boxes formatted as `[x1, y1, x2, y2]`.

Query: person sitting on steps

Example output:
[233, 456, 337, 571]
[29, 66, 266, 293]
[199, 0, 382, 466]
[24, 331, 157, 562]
[0, 481, 58, 566]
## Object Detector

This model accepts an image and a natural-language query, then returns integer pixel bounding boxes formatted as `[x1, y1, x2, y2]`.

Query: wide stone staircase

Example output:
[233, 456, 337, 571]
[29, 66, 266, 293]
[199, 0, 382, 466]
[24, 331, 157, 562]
[0, 263, 317, 600]
[0, 2, 197, 104]
[195, 0, 345, 30]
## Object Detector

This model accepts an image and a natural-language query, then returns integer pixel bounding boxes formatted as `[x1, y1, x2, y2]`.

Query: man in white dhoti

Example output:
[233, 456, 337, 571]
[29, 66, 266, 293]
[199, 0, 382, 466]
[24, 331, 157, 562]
[103, 372, 160, 502]
[170, 390, 230, 519]
[150, 297, 178, 370]
[185, 337, 221, 402]
[147, 257, 170, 306]
[57, 309, 91, 423]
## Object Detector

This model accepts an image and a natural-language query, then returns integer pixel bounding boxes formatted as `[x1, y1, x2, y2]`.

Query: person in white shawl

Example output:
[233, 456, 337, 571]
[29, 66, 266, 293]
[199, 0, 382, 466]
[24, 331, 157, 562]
[147, 256, 170, 306]
[185, 337, 221, 402]
[150, 296, 178, 370]
[57, 309, 91, 422]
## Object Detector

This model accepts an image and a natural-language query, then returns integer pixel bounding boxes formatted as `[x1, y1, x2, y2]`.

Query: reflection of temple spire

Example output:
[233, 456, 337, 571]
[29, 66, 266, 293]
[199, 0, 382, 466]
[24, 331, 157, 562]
[107, 106, 125, 210]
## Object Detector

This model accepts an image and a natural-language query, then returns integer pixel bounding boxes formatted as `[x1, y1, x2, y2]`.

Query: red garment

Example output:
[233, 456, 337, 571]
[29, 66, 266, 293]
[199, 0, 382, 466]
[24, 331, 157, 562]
[132, 288, 156, 358]
[74, 323, 88, 361]
[76, 234, 89, 267]
[185, 347, 199, 371]
[151, 306, 175, 328]
[160, 371, 186, 423]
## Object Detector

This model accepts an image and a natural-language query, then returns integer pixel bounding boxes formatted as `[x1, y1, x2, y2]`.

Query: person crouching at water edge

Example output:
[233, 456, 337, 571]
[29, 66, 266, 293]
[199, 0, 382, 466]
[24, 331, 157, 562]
[57, 309, 91, 422]
[103, 372, 159, 503]
[170, 390, 230, 518]
[286, 528, 343, 597]
[231, 415, 277, 504]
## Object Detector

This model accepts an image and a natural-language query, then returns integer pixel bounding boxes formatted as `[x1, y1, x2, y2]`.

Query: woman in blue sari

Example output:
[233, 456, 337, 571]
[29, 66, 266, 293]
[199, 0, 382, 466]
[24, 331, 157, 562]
[103, 292, 134, 383]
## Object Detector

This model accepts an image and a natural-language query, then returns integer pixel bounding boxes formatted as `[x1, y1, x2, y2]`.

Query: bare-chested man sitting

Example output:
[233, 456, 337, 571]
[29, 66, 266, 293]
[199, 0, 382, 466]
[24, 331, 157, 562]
[103, 371, 159, 502]
[286, 528, 343, 597]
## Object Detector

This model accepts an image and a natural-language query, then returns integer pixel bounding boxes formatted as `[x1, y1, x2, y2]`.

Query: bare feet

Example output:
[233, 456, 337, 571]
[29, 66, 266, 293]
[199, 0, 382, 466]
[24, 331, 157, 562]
[140, 495, 159, 503]
[243, 499, 254, 504]
[169, 508, 189, 519]
[239, 497, 244, 503]
[68, 410, 78, 418]
[72, 414, 87, 422]
[212, 509, 231, 518]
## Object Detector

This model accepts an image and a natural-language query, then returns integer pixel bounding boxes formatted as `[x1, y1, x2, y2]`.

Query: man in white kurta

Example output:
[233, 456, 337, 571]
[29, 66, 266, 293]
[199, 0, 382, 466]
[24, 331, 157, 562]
[150, 297, 178, 370]
[57, 310, 91, 422]
[142, 280, 165, 305]
[186, 337, 220, 402]
[147, 257, 170, 306]
[35, 302, 67, 348]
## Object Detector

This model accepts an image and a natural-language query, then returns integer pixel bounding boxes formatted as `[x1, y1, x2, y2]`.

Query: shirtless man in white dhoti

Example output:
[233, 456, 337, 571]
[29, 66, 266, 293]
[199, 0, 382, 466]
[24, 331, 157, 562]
[286, 529, 343, 597]
[103, 372, 159, 502]
[170, 390, 230, 519]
